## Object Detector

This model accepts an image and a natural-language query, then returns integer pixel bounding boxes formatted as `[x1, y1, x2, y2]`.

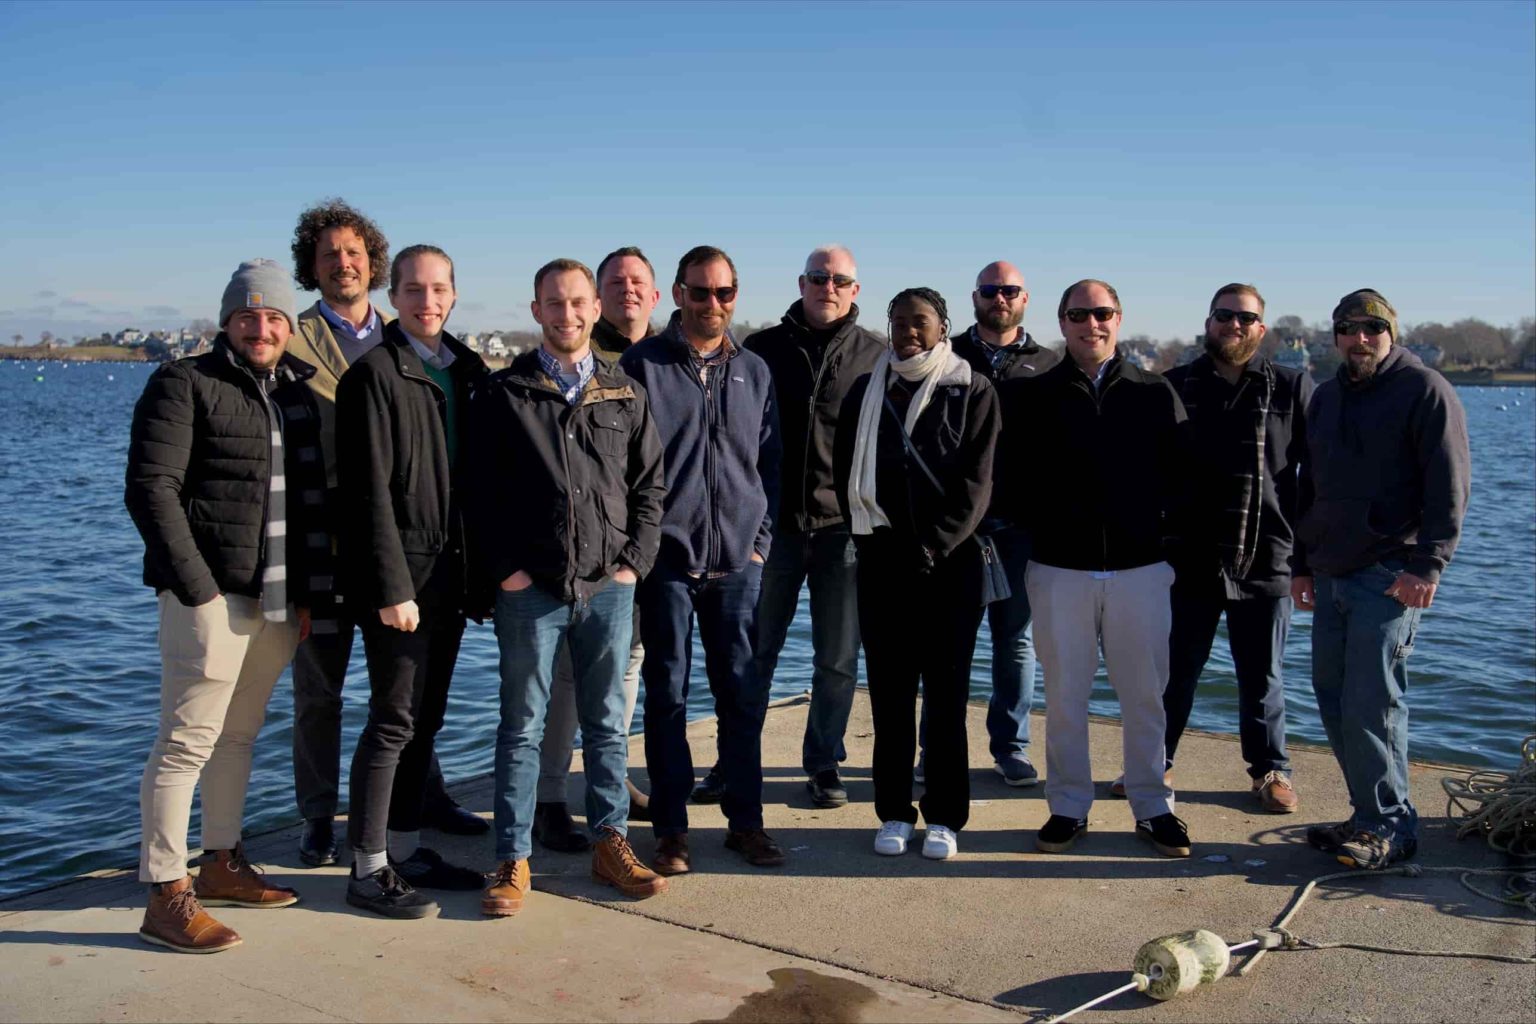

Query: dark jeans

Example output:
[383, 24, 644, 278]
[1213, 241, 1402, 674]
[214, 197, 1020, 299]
[858, 531, 983, 832]
[346, 589, 466, 856]
[751, 526, 861, 774]
[1164, 586, 1292, 777]
[983, 525, 1037, 763]
[639, 559, 767, 837]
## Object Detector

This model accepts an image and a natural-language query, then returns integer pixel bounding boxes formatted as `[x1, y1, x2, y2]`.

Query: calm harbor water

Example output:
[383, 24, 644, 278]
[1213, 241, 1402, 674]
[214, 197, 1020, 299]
[1, 359, 1532, 899]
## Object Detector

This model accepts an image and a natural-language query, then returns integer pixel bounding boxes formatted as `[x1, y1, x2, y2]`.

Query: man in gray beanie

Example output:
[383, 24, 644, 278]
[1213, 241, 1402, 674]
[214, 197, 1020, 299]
[1291, 287, 1470, 870]
[125, 259, 333, 951]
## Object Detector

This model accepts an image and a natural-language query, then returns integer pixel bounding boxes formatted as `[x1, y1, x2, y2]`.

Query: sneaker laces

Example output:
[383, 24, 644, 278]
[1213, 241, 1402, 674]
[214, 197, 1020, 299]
[878, 821, 909, 838]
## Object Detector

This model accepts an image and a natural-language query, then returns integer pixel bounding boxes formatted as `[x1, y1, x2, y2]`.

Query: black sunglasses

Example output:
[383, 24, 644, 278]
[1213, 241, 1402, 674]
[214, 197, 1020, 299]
[1334, 318, 1390, 336]
[804, 271, 856, 290]
[977, 284, 1023, 300]
[1211, 308, 1262, 327]
[1063, 306, 1118, 324]
[682, 285, 738, 303]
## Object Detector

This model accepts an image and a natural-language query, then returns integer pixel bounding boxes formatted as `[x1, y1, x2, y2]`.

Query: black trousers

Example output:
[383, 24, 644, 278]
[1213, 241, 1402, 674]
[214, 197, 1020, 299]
[856, 531, 984, 832]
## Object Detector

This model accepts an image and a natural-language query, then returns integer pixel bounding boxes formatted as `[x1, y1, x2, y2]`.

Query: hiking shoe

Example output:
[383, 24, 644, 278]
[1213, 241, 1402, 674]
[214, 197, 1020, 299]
[1254, 771, 1299, 813]
[652, 833, 691, 876]
[725, 828, 786, 867]
[913, 756, 925, 785]
[807, 768, 849, 808]
[1036, 814, 1088, 853]
[422, 796, 489, 836]
[346, 864, 438, 919]
[922, 825, 959, 860]
[393, 846, 485, 891]
[298, 816, 338, 867]
[1110, 770, 1173, 799]
[593, 827, 668, 899]
[194, 845, 299, 908]
[1136, 813, 1192, 857]
[1306, 820, 1355, 852]
[481, 858, 530, 917]
[626, 778, 652, 823]
[691, 767, 725, 804]
[1336, 830, 1417, 870]
[139, 876, 241, 954]
[533, 801, 592, 853]
[874, 820, 914, 856]
[994, 758, 1040, 787]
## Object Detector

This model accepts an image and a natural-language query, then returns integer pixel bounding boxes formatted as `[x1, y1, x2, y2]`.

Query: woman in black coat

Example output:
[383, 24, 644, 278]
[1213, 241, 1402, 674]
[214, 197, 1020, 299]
[834, 288, 1000, 860]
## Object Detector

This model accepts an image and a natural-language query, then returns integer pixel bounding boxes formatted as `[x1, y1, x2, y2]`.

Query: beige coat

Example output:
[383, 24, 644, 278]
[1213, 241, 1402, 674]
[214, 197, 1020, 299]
[287, 301, 394, 488]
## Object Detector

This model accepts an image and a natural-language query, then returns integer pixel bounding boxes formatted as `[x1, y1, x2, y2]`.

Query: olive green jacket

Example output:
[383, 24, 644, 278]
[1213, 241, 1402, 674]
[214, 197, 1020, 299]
[288, 301, 395, 488]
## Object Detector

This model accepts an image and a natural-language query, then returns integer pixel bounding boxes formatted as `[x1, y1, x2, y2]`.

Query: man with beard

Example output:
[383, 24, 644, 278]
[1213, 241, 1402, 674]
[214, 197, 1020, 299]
[531, 246, 660, 853]
[1134, 284, 1312, 813]
[1292, 289, 1468, 870]
[286, 200, 484, 870]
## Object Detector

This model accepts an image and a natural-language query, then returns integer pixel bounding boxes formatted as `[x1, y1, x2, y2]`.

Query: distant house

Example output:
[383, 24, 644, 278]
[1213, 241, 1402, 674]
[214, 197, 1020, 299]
[462, 333, 481, 352]
[116, 328, 144, 345]
[1406, 343, 1444, 368]
[484, 333, 508, 358]
[1274, 339, 1311, 372]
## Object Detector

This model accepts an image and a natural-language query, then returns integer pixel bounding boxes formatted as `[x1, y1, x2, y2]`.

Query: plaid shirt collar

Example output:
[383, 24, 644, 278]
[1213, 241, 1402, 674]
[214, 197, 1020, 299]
[537, 346, 596, 405]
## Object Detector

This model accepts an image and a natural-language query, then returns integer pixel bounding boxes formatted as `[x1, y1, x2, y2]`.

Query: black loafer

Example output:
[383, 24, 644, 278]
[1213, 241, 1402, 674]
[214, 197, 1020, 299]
[806, 769, 848, 808]
[346, 865, 438, 919]
[298, 817, 338, 867]
[422, 798, 490, 836]
[392, 847, 486, 891]
[533, 802, 592, 854]
[690, 767, 726, 804]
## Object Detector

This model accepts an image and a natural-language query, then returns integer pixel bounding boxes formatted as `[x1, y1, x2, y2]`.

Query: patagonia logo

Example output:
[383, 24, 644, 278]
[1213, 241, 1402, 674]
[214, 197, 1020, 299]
[732, 376, 744, 382]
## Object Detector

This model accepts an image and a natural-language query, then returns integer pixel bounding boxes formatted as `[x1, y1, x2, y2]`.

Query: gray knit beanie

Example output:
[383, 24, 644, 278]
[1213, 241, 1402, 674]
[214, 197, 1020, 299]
[219, 258, 298, 331]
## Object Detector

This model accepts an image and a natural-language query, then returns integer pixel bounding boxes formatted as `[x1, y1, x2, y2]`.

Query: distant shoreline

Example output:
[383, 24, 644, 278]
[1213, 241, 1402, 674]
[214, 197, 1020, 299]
[1, 347, 150, 363]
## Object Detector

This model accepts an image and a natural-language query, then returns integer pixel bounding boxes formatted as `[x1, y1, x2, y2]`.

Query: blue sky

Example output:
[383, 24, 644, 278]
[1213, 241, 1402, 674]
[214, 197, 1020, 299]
[1, 0, 1532, 343]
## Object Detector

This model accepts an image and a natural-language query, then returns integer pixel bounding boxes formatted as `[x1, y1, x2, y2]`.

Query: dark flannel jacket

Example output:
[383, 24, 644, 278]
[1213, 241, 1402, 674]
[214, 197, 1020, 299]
[467, 350, 666, 605]
[745, 300, 886, 534]
[125, 337, 332, 611]
[335, 322, 489, 614]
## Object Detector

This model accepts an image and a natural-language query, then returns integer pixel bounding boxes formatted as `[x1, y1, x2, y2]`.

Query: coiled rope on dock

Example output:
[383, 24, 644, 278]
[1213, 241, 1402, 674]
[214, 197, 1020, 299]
[1442, 733, 1536, 909]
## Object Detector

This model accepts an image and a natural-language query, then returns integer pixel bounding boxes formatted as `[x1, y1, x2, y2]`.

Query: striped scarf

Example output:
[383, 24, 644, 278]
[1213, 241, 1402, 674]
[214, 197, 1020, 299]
[257, 372, 288, 623]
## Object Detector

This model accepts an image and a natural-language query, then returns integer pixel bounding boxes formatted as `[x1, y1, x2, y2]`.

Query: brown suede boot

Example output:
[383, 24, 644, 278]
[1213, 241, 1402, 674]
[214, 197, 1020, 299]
[592, 827, 668, 899]
[194, 845, 300, 908]
[482, 859, 531, 917]
[139, 876, 242, 954]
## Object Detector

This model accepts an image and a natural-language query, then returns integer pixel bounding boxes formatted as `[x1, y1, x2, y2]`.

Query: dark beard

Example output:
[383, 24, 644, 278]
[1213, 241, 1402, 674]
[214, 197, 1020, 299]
[1205, 331, 1261, 367]
[1345, 354, 1380, 381]
[976, 305, 1023, 334]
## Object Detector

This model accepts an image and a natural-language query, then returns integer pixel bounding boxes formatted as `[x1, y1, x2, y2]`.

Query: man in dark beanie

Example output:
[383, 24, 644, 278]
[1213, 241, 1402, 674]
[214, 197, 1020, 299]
[1292, 288, 1470, 869]
[125, 259, 332, 952]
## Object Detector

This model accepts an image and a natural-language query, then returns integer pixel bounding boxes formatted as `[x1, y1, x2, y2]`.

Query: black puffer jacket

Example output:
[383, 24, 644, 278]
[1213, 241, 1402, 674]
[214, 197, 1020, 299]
[335, 323, 489, 613]
[125, 338, 329, 608]
[467, 351, 666, 604]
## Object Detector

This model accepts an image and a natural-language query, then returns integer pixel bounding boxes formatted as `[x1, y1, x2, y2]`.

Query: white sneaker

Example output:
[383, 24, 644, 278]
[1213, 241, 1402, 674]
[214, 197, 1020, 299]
[873, 820, 913, 856]
[922, 825, 958, 860]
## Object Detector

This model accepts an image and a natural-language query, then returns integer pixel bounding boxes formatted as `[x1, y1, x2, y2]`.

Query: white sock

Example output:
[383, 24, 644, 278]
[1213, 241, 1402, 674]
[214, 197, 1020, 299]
[353, 849, 388, 878]
[387, 829, 420, 863]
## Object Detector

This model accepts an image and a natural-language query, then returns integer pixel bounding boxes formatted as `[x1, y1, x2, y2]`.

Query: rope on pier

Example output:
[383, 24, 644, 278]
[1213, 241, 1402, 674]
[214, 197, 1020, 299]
[1441, 733, 1536, 908]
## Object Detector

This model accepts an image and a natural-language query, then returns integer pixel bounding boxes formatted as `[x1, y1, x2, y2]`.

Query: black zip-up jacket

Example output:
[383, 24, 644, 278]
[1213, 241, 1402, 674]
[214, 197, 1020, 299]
[335, 322, 489, 614]
[1293, 345, 1469, 585]
[951, 326, 1060, 382]
[591, 316, 651, 367]
[466, 350, 666, 604]
[125, 337, 330, 609]
[996, 351, 1187, 572]
[745, 300, 885, 534]
[1163, 353, 1314, 598]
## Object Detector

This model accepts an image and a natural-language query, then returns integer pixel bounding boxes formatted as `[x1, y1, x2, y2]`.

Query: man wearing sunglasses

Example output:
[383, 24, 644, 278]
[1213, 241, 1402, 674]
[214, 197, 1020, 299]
[1292, 289, 1469, 870]
[998, 279, 1192, 858]
[735, 245, 885, 810]
[1143, 284, 1313, 815]
[619, 246, 785, 875]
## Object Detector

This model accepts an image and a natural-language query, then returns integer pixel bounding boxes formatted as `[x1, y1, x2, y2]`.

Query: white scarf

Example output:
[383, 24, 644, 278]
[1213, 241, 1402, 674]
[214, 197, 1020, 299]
[847, 340, 970, 535]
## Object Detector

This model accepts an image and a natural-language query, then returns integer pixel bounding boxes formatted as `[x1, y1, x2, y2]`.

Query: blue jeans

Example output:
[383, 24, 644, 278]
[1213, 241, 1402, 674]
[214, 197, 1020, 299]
[491, 580, 636, 862]
[1312, 563, 1422, 843]
[751, 526, 861, 774]
[640, 559, 767, 837]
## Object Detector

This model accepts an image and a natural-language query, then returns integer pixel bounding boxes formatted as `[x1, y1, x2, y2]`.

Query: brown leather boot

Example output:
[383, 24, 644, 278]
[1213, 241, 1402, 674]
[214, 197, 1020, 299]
[592, 827, 668, 899]
[139, 876, 242, 954]
[651, 832, 690, 876]
[194, 844, 300, 908]
[481, 859, 530, 917]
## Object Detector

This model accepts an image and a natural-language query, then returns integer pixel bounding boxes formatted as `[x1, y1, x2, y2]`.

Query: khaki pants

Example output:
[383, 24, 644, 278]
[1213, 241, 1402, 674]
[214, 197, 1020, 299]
[139, 592, 298, 883]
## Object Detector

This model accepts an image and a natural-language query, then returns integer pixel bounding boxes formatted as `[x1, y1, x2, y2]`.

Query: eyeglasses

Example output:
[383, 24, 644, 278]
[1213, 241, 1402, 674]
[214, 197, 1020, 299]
[1334, 318, 1390, 336]
[682, 285, 738, 303]
[977, 284, 1023, 301]
[1063, 306, 1119, 324]
[804, 271, 856, 290]
[1211, 308, 1262, 327]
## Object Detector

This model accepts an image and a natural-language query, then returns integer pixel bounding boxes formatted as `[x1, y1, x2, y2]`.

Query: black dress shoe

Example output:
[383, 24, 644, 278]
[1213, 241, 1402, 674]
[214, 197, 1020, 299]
[533, 802, 592, 853]
[422, 798, 490, 836]
[298, 817, 338, 867]
[346, 865, 438, 919]
[392, 847, 486, 891]
[690, 766, 725, 804]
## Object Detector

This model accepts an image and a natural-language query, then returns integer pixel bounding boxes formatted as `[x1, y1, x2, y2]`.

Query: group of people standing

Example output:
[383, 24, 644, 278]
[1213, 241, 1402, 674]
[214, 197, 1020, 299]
[122, 199, 1469, 955]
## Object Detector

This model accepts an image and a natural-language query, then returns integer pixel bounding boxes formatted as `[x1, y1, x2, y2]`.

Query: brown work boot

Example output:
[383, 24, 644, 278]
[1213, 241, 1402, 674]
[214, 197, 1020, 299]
[725, 828, 786, 867]
[139, 876, 242, 954]
[1254, 771, 1299, 813]
[592, 827, 668, 899]
[194, 845, 299, 908]
[652, 833, 690, 876]
[481, 859, 530, 917]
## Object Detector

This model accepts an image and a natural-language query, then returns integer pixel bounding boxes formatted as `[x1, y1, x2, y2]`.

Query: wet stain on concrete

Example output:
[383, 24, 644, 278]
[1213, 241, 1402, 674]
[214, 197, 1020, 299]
[699, 967, 880, 1023]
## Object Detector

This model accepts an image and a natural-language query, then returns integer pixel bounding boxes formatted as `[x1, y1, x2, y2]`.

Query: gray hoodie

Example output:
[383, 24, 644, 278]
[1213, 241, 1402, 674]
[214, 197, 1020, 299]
[1292, 345, 1469, 584]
